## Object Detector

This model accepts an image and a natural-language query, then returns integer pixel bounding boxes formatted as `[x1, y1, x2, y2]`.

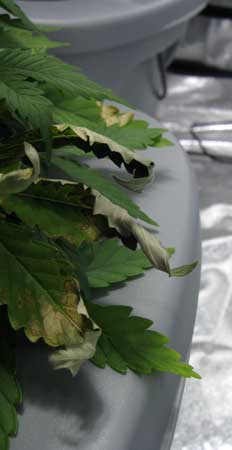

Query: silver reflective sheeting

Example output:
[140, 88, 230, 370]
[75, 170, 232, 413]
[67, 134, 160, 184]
[157, 65, 232, 448]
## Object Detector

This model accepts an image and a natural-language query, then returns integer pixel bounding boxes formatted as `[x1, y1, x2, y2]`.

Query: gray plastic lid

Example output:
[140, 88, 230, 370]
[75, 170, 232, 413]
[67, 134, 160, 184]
[18, 0, 207, 52]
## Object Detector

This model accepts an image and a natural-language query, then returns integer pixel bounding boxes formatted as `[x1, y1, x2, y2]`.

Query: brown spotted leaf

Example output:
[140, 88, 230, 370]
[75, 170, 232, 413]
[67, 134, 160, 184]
[0, 222, 80, 332]
[2, 181, 101, 245]
[97, 102, 134, 127]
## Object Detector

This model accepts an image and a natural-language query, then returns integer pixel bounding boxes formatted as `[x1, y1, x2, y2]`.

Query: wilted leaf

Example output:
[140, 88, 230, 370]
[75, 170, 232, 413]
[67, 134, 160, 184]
[93, 192, 170, 274]
[55, 124, 154, 178]
[0, 142, 40, 196]
[26, 279, 88, 346]
[0, 222, 101, 372]
[50, 156, 157, 225]
[113, 170, 154, 192]
[50, 327, 101, 375]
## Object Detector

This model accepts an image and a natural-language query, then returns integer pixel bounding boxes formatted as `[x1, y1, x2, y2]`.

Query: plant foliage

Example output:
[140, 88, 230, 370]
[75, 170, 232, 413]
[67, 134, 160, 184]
[0, 0, 200, 447]
[89, 302, 200, 378]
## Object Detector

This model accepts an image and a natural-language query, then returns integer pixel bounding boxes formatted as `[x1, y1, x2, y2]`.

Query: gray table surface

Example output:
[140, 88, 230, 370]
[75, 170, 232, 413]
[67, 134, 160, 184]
[11, 110, 201, 450]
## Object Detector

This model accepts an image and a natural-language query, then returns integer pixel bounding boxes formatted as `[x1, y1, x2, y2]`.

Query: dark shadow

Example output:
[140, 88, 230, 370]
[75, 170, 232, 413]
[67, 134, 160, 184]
[91, 273, 146, 301]
[154, 169, 176, 184]
[16, 333, 104, 445]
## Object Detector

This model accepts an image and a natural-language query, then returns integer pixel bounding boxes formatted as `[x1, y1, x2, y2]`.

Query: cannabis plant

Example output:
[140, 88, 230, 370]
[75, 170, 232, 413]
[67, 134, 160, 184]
[0, 1, 200, 448]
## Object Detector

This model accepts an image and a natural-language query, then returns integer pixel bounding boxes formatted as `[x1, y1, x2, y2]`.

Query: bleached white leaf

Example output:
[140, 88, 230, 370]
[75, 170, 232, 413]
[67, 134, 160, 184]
[49, 296, 101, 375]
[114, 169, 154, 192]
[55, 124, 154, 177]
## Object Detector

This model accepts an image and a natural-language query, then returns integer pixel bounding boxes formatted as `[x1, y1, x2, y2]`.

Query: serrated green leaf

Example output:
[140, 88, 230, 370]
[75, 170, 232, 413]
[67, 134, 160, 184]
[0, 222, 100, 373]
[0, 26, 66, 49]
[54, 97, 167, 150]
[89, 303, 201, 379]
[2, 181, 101, 245]
[0, 49, 122, 101]
[74, 239, 152, 288]
[0, 75, 52, 139]
[0, 222, 80, 332]
[0, 0, 37, 31]
[50, 156, 156, 225]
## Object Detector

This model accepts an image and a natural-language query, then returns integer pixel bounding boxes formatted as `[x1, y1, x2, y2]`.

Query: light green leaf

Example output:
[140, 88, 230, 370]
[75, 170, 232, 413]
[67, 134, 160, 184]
[50, 156, 156, 226]
[0, 26, 67, 49]
[0, 142, 40, 196]
[89, 303, 201, 379]
[2, 181, 101, 245]
[171, 261, 198, 277]
[154, 137, 174, 148]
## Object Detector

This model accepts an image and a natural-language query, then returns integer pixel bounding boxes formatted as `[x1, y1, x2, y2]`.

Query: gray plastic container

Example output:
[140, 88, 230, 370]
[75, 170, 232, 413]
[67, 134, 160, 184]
[18, 0, 207, 114]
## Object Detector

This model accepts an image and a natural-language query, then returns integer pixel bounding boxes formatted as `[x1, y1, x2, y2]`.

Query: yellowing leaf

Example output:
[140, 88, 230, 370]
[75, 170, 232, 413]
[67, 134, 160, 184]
[3, 181, 102, 245]
[97, 102, 134, 127]
[25, 279, 85, 347]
